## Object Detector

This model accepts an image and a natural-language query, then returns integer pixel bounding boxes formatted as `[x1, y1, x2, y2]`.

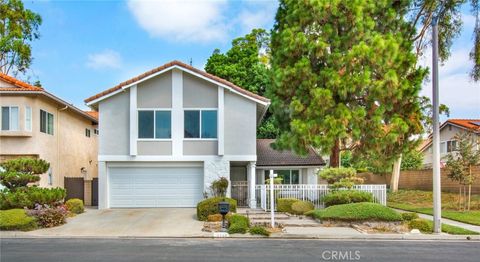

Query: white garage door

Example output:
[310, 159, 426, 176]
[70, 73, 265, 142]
[108, 166, 203, 208]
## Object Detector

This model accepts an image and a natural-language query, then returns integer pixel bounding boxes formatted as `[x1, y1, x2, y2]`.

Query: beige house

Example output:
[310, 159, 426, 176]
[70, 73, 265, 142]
[0, 73, 98, 205]
[419, 119, 480, 168]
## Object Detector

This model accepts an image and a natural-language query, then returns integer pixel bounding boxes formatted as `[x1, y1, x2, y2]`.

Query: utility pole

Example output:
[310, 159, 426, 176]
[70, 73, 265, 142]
[431, 15, 442, 234]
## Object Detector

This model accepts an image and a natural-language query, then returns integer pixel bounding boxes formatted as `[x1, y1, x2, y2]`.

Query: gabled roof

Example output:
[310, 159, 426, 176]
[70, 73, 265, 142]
[85, 111, 99, 120]
[256, 139, 325, 167]
[419, 119, 480, 152]
[84, 60, 270, 105]
[0, 73, 98, 124]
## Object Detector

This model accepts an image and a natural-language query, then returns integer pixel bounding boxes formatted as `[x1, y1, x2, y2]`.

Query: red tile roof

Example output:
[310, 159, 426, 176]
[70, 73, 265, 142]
[84, 60, 270, 104]
[0, 73, 97, 123]
[85, 111, 99, 120]
[256, 139, 325, 167]
[447, 119, 480, 131]
[0, 73, 44, 91]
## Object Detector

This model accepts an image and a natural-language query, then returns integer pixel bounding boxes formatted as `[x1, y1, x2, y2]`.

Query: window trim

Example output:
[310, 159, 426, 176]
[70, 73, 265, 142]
[25, 106, 32, 131]
[183, 108, 218, 140]
[137, 108, 172, 141]
[1, 106, 20, 131]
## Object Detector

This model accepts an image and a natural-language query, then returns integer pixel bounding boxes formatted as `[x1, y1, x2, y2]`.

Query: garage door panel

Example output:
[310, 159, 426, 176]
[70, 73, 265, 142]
[108, 166, 203, 208]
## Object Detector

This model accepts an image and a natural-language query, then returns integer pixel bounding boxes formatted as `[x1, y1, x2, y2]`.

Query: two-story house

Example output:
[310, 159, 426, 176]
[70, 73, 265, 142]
[0, 73, 99, 205]
[85, 61, 324, 209]
[419, 119, 480, 168]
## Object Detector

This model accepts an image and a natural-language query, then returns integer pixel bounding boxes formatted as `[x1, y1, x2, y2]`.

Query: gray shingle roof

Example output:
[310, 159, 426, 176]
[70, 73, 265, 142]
[256, 139, 325, 167]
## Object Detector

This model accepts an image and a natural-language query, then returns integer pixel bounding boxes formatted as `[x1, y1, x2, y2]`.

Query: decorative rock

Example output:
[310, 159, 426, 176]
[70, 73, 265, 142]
[202, 222, 223, 232]
[410, 229, 421, 234]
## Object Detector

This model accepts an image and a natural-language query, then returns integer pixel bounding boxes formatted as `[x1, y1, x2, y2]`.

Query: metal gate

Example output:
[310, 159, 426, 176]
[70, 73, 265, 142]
[91, 178, 98, 206]
[231, 181, 248, 207]
[64, 177, 84, 202]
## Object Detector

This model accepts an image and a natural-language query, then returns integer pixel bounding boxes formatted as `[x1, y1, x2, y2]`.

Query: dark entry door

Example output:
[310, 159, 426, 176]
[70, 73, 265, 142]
[91, 178, 98, 206]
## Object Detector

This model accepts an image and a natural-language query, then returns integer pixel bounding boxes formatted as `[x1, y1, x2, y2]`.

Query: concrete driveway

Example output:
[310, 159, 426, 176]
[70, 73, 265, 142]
[4, 208, 208, 238]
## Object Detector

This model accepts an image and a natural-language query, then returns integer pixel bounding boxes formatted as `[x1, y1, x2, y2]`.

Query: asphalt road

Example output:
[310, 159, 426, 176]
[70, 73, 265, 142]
[1, 238, 479, 262]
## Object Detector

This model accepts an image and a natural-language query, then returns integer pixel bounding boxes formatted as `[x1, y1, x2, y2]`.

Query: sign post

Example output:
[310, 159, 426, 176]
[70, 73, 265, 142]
[269, 170, 277, 228]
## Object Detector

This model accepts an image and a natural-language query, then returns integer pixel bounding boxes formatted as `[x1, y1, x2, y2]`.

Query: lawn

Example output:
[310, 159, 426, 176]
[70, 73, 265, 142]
[388, 190, 480, 226]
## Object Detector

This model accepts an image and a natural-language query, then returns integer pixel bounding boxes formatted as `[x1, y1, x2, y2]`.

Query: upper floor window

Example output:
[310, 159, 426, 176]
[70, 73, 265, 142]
[1, 106, 19, 131]
[184, 110, 217, 139]
[94, 128, 99, 135]
[40, 109, 54, 135]
[25, 106, 32, 131]
[85, 128, 91, 137]
[138, 110, 171, 139]
[440, 140, 458, 154]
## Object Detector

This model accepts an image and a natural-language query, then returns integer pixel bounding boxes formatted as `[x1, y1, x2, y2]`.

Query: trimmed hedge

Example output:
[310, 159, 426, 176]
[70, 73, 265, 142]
[277, 198, 299, 213]
[196, 197, 237, 221]
[306, 203, 403, 222]
[401, 212, 419, 221]
[291, 201, 314, 215]
[228, 214, 249, 234]
[0, 209, 37, 231]
[249, 226, 270, 236]
[0, 187, 66, 210]
[65, 198, 84, 214]
[323, 190, 373, 207]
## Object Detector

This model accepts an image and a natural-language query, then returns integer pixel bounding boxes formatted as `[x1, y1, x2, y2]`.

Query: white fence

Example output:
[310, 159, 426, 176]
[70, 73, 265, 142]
[255, 184, 387, 211]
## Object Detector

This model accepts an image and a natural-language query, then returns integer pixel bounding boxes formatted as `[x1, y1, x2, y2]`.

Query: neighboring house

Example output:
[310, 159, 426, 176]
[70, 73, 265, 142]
[85, 60, 324, 209]
[0, 74, 99, 205]
[419, 119, 480, 168]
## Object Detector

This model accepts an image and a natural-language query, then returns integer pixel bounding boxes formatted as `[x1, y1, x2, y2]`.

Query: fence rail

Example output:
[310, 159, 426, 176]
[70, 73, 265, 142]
[255, 184, 387, 211]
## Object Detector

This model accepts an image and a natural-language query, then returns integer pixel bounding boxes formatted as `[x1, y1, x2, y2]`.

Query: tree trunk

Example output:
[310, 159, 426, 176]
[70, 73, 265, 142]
[390, 155, 402, 192]
[329, 139, 340, 168]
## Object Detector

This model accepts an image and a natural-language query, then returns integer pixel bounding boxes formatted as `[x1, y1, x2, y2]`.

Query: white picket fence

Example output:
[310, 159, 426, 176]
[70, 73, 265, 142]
[255, 184, 387, 211]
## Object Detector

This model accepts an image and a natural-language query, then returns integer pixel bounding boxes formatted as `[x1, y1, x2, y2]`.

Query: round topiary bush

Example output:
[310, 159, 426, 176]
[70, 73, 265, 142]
[408, 218, 432, 233]
[65, 198, 84, 214]
[277, 198, 300, 213]
[291, 201, 314, 215]
[401, 212, 419, 221]
[323, 190, 374, 207]
[196, 197, 237, 221]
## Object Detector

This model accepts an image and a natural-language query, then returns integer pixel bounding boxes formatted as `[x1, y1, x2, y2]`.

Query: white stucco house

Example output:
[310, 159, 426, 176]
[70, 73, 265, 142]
[85, 61, 324, 209]
[419, 119, 480, 168]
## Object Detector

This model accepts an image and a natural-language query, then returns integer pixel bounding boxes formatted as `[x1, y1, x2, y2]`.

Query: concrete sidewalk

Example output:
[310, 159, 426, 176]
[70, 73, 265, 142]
[393, 209, 480, 233]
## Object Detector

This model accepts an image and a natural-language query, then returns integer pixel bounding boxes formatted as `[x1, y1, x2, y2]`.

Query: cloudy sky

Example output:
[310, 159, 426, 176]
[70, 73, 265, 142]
[23, 0, 478, 119]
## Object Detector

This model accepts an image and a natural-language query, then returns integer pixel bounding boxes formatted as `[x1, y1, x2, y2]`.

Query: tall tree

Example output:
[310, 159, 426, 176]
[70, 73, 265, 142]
[205, 28, 279, 138]
[408, 0, 480, 81]
[0, 0, 42, 76]
[268, 0, 427, 168]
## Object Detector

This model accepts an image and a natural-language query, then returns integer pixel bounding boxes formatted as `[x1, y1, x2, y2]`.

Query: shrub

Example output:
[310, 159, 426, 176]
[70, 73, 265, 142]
[0, 209, 37, 231]
[207, 213, 232, 222]
[249, 226, 270, 236]
[0, 158, 50, 190]
[27, 204, 68, 228]
[306, 203, 403, 222]
[196, 197, 237, 221]
[401, 212, 419, 221]
[228, 214, 249, 234]
[291, 201, 314, 215]
[407, 218, 432, 233]
[323, 190, 374, 207]
[210, 177, 229, 197]
[277, 198, 299, 213]
[319, 167, 363, 189]
[0, 187, 66, 210]
[65, 198, 84, 214]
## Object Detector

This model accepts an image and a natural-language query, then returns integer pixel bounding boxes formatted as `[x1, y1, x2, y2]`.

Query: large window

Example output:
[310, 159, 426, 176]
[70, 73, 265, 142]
[40, 110, 54, 135]
[184, 110, 217, 139]
[138, 110, 171, 139]
[440, 140, 458, 154]
[1, 106, 19, 131]
[264, 170, 300, 184]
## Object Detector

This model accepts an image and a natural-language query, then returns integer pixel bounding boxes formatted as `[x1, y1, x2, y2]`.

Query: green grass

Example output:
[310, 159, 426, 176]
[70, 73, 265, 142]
[0, 209, 38, 231]
[388, 190, 480, 226]
[306, 202, 403, 222]
[408, 218, 479, 235]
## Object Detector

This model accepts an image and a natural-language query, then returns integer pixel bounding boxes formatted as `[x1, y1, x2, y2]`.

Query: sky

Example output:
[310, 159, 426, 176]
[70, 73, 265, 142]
[21, 0, 479, 119]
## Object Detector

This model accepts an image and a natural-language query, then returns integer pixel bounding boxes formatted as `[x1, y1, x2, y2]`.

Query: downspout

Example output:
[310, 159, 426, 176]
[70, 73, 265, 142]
[58, 106, 68, 187]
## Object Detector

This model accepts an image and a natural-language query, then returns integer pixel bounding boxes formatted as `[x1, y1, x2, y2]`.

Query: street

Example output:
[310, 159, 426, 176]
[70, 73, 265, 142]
[1, 238, 479, 262]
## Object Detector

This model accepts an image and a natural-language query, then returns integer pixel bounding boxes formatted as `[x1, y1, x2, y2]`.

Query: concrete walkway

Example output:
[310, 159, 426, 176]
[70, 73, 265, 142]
[393, 208, 480, 233]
